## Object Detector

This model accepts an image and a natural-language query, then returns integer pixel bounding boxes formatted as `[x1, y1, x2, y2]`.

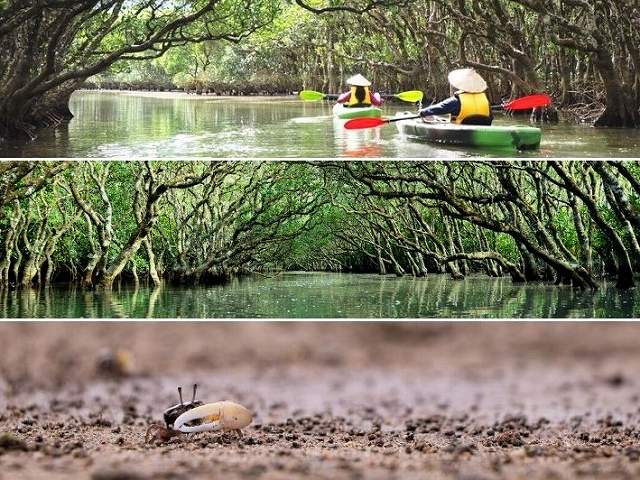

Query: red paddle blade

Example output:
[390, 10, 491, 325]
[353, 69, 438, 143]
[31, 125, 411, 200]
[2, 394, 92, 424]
[504, 94, 552, 111]
[344, 117, 386, 130]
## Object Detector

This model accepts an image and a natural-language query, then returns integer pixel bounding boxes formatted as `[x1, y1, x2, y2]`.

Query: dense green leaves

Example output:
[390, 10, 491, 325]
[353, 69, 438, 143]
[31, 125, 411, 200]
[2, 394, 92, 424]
[83, 0, 640, 126]
[0, 0, 284, 139]
[1, 160, 640, 289]
[2, 0, 639, 139]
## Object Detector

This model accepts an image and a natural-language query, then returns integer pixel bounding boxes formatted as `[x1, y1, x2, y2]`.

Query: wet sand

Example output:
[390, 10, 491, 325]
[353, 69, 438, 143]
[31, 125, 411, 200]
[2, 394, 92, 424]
[1, 322, 639, 479]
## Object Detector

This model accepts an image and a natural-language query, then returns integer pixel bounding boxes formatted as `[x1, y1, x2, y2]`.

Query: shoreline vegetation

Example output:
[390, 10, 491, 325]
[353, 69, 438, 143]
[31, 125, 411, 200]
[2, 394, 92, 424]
[2, 160, 640, 292]
[78, 89, 296, 99]
[80, 80, 297, 98]
[1, 1, 639, 143]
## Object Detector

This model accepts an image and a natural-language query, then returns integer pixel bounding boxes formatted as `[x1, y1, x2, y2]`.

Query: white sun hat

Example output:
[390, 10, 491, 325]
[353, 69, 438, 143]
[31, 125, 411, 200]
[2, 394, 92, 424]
[346, 74, 371, 87]
[448, 68, 487, 93]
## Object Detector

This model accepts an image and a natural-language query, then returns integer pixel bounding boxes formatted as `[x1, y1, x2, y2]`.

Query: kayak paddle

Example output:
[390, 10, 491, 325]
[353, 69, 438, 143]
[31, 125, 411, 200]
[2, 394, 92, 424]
[299, 89, 423, 103]
[390, 90, 424, 103]
[299, 90, 338, 101]
[500, 93, 552, 111]
[344, 93, 553, 130]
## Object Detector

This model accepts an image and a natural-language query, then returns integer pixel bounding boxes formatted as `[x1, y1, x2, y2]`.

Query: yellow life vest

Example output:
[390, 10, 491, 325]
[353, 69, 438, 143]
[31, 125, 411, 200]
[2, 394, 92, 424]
[347, 86, 372, 107]
[453, 92, 490, 124]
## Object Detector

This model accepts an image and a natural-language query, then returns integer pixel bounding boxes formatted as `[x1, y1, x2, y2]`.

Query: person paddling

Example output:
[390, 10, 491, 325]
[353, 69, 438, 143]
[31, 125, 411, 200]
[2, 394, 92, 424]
[337, 74, 383, 108]
[419, 68, 492, 125]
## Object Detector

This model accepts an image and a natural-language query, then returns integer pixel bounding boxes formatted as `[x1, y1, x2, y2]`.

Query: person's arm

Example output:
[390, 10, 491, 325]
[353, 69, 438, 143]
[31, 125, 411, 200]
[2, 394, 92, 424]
[371, 92, 383, 106]
[337, 92, 350, 104]
[419, 96, 460, 117]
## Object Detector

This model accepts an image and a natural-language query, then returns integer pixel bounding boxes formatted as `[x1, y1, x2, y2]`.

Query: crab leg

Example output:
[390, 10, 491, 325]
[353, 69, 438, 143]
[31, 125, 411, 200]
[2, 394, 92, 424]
[173, 403, 224, 433]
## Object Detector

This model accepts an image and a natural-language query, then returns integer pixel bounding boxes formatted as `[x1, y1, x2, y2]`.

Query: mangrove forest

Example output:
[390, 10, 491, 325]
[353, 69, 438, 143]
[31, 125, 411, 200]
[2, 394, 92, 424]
[2, 160, 640, 292]
[1, 0, 639, 145]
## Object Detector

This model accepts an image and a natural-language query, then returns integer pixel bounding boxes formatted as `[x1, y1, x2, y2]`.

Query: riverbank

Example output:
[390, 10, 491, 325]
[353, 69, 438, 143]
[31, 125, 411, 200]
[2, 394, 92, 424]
[1, 322, 639, 479]
[82, 78, 299, 97]
[75, 88, 413, 105]
[77, 89, 299, 101]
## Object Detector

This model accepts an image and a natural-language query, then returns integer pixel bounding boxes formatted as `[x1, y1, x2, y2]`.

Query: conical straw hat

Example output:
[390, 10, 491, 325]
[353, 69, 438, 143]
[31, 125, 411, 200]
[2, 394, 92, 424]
[346, 74, 371, 87]
[448, 68, 487, 93]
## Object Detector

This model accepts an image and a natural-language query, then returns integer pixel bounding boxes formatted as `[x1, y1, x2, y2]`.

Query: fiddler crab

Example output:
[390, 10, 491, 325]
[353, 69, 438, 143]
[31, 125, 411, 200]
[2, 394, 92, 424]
[145, 384, 253, 444]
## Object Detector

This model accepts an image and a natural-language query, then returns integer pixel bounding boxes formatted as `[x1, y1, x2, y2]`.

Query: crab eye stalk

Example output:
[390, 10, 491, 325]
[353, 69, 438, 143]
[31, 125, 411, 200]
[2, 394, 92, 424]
[162, 385, 205, 430]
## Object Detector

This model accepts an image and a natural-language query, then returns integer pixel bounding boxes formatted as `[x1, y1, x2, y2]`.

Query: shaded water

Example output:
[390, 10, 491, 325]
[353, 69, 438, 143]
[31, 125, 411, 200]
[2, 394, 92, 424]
[1, 272, 637, 318]
[2, 91, 639, 158]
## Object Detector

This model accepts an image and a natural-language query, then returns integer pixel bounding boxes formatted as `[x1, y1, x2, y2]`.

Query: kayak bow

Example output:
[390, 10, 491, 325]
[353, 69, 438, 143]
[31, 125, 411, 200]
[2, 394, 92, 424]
[393, 113, 542, 150]
[333, 103, 382, 120]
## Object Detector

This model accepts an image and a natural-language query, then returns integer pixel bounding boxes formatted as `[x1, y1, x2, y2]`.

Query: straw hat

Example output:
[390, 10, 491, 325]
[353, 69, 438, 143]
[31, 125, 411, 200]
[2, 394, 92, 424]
[448, 68, 487, 93]
[346, 74, 371, 87]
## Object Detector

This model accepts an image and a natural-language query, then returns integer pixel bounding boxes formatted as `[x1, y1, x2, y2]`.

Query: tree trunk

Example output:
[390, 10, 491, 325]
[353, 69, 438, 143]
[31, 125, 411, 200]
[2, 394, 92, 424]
[44, 254, 54, 285]
[0, 213, 21, 286]
[593, 50, 640, 127]
[558, 51, 575, 106]
[144, 237, 162, 286]
[12, 248, 23, 285]
[550, 162, 634, 288]
[20, 259, 39, 288]
[385, 243, 405, 277]
[82, 253, 100, 288]
[131, 261, 139, 285]
[414, 251, 427, 277]
[518, 243, 540, 281]
[99, 236, 145, 289]
[568, 193, 592, 273]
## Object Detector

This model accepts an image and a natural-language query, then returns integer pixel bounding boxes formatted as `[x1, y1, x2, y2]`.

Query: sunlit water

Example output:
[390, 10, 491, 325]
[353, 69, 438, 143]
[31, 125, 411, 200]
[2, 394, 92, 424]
[1, 272, 637, 318]
[2, 91, 639, 158]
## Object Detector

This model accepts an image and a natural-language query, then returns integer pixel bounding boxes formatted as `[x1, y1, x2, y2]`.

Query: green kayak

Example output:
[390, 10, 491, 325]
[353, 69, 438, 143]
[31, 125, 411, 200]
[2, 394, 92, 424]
[333, 103, 382, 120]
[395, 114, 542, 150]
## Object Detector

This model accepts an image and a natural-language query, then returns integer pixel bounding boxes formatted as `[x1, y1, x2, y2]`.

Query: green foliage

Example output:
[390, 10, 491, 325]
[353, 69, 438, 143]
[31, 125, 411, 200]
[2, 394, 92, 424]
[3, 161, 640, 287]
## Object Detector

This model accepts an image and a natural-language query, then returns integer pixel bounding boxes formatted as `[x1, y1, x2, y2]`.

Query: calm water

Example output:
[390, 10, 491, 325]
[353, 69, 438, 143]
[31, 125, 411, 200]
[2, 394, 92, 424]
[2, 91, 639, 158]
[1, 272, 637, 318]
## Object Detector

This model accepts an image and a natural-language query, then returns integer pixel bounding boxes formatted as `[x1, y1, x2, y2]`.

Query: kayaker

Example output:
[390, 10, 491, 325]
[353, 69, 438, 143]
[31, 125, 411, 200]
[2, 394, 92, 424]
[419, 68, 493, 125]
[337, 74, 383, 108]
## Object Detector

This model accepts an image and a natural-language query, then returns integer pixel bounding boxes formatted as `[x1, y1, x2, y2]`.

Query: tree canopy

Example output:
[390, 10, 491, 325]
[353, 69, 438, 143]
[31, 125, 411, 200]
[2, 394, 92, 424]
[0, 0, 282, 140]
[2, 160, 640, 290]
[1, 0, 639, 143]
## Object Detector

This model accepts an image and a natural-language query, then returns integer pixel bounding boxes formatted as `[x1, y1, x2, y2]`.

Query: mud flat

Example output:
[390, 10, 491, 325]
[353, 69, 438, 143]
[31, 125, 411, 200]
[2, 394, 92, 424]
[0, 322, 639, 479]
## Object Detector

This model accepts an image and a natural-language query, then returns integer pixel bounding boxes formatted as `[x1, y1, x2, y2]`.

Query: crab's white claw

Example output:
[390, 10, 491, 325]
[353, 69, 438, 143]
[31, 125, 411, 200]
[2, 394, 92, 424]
[174, 403, 224, 433]
[173, 401, 253, 434]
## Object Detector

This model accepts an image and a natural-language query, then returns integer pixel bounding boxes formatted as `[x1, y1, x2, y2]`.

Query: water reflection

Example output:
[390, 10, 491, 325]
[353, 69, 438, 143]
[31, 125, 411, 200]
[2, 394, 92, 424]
[0, 273, 636, 318]
[2, 91, 639, 158]
[332, 118, 385, 157]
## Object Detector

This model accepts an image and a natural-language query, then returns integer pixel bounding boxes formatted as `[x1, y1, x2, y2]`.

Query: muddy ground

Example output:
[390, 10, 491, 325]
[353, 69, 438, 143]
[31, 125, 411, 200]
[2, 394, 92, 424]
[0, 322, 639, 480]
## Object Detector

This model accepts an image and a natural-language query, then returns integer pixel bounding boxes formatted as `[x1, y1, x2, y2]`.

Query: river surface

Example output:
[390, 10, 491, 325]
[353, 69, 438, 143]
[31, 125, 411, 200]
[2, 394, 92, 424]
[1, 272, 637, 318]
[2, 91, 639, 158]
